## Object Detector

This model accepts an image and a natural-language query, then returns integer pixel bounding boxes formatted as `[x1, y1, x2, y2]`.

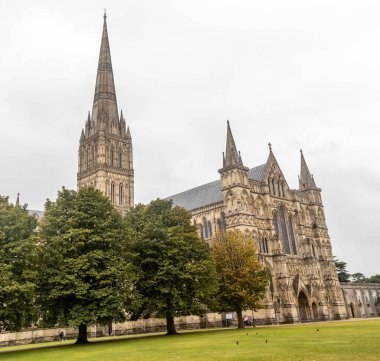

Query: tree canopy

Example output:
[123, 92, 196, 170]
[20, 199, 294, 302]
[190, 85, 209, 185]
[0, 196, 38, 331]
[334, 257, 351, 283]
[37, 187, 132, 343]
[125, 199, 216, 335]
[211, 230, 268, 328]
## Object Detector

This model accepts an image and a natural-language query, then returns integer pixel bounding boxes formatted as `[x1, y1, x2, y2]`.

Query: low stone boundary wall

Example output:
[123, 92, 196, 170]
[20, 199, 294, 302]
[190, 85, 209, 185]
[0, 313, 224, 347]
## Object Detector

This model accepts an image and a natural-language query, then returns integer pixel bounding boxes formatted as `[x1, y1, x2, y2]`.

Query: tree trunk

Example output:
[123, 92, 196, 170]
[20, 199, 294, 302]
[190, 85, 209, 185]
[75, 324, 89, 344]
[236, 309, 245, 328]
[166, 315, 178, 335]
[252, 313, 256, 327]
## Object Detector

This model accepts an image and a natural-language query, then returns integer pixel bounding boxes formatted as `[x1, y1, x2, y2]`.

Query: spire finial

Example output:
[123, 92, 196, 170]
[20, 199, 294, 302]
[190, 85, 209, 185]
[268, 142, 272, 152]
[16, 193, 20, 207]
[103, 9, 107, 19]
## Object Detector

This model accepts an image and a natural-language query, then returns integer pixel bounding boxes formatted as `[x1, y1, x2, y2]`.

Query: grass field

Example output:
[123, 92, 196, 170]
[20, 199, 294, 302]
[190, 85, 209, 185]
[0, 319, 379, 361]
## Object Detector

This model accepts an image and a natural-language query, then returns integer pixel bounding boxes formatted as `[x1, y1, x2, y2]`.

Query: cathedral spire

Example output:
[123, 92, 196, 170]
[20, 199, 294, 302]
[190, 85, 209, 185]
[92, 12, 119, 127]
[299, 149, 317, 189]
[221, 120, 246, 170]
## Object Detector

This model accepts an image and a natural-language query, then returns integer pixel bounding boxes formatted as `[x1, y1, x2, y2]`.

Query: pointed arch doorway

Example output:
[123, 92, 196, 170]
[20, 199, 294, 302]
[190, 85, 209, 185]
[298, 291, 311, 321]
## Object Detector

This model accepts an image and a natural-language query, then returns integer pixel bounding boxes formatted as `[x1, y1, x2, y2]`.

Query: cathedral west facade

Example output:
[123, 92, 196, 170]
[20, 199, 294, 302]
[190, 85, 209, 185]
[168, 122, 349, 323]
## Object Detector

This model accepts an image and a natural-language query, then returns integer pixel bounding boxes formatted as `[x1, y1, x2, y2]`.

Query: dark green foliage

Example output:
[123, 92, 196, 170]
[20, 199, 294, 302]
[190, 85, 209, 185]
[37, 188, 132, 343]
[366, 274, 380, 284]
[351, 272, 367, 283]
[211, 230, 268, 328]
[334, 257, 351, 283]
[125, 199, 216, 335]
[0, 196, 38, 331]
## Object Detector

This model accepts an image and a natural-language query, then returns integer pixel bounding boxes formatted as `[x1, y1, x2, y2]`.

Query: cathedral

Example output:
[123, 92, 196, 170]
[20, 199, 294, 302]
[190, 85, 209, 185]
[74, 15, 377, 325]
[168, 121, 349, 323]
[77, 13, 134, 213]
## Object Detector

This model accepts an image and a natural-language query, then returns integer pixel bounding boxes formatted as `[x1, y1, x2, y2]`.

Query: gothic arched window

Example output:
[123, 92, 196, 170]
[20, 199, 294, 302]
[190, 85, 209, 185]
[111, 149, 114, 166]
[208, 221, 213, 237]
[279, 206, 291, 254]
[273, 212, 279, 237]
[221, 212, 227, 230]
[216, 218, 221, 231]
[264, 237, 269, 253]
[202, 217, 208, 238]
[119, 184, 123, 206]
[272, 178, 276, 195]
[288, 215, 297, 255]
[111, 183, 115, 204]
[199, 224, 204, 239]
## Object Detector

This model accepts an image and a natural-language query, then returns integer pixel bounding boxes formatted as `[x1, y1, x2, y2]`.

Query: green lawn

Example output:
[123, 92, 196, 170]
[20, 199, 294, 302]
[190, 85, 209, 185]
[0, 319, 379, 361]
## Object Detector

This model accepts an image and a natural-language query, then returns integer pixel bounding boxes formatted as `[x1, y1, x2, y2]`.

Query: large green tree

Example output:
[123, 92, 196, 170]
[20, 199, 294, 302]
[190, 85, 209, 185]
[334, 257, 351, 283]
[351, 272, 368, 283]
[0, 196, 38, 331]
[366, 274, 380, 283]
[211, 230, 267, 328]
[125, 199, 216, 335]
[37, 188, 132, 344]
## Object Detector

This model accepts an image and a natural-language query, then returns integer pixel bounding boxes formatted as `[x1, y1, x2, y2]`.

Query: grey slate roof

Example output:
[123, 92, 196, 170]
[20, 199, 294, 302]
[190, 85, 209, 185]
[167, 164, 266, 211]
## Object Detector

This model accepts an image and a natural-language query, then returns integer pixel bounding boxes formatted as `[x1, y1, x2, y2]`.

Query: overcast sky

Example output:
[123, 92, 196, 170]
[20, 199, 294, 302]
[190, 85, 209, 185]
[1, 0, 379, 276]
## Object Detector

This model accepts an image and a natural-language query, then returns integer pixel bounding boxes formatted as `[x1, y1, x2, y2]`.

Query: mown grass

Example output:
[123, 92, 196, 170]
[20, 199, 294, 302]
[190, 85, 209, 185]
[0, 319, 379, 361]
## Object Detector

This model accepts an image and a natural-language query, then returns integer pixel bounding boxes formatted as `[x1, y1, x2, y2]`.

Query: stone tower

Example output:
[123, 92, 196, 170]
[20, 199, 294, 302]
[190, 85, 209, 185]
[77, 14, 134, 213]
[218, 121, 252, 231]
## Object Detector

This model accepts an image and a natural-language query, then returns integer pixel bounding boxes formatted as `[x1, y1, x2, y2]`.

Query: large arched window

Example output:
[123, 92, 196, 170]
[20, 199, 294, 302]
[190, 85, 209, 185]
[279, 206, 291, 254]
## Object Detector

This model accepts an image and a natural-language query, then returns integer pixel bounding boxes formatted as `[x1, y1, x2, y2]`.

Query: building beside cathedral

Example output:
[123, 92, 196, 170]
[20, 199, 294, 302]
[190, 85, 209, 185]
[77, 14, 134, 213]
[168, 121, 351, 323]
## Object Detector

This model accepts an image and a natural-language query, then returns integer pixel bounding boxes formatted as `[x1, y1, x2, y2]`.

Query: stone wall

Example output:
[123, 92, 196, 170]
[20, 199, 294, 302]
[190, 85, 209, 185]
[341, 283, 380, 318]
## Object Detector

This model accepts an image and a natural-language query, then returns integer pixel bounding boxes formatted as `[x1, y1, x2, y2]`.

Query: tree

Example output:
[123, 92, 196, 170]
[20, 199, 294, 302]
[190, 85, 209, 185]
[0, 196, 38, 331]
[125, 199, 216, 335]
[211, 230, 268, 328]
[37, 188, 132, 344]
[351, 272, 367, 283]
[366, 274, 380, 283]
[334, 257, 351, 283]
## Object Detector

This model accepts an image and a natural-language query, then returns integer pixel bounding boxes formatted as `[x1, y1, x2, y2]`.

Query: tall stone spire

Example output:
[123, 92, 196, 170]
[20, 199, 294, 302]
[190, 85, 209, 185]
[77, 14, 134, 213]
[92, 12, 119, 128]
[220, 120, 246, 171]
[299, 150, 317, 189]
